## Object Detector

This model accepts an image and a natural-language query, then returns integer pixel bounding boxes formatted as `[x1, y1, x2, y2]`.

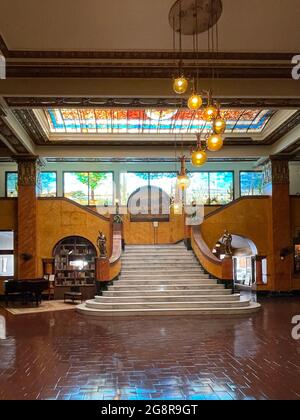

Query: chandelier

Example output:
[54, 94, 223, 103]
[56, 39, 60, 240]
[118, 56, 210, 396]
[170, 0, 226, 166]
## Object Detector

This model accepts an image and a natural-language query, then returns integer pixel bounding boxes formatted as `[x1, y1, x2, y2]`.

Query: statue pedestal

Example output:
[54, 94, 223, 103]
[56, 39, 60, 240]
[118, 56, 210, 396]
[95, 257, 110, 295]
[222, 255, 233, 283]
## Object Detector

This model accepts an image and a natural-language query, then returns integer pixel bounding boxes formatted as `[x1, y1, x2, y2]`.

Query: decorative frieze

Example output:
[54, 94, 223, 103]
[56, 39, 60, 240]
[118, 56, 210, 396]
[263, 158, 290, 186]
[17, 158, 38, 187]
[271, 159, 290, 185]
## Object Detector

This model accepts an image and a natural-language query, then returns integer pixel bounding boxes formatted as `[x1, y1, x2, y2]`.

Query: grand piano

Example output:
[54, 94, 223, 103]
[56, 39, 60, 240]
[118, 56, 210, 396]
[5, 279, 49, 307]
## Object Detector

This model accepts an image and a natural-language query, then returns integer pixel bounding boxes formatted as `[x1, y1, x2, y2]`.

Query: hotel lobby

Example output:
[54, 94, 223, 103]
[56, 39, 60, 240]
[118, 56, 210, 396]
[0, 0, 300, 402]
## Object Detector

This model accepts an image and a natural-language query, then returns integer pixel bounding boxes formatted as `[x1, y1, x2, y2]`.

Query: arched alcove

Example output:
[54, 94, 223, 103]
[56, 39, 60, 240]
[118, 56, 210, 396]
[213, 234, 261, 288]
[53, 236, 97, 287]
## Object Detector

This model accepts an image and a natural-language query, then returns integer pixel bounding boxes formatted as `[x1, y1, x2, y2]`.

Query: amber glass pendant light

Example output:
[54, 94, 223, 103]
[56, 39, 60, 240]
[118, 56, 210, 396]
[172, 1, 188, 95]
[191, 133, 207, 167]
[177, 155, 190, 190]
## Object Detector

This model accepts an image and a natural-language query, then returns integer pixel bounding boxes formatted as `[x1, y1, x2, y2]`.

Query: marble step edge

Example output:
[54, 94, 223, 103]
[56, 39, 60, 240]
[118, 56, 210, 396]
[121, 270, 206, 274]
[121, 265, 201, 268]
[123, 255, 195, 258]
[85, 300, 250, 310]
[77, 302, 261, 316]
[95, 294, 241, 302]
[103, 290, 232, 296]
[108, 286, 225, 291]
[116, 282, 218, 286]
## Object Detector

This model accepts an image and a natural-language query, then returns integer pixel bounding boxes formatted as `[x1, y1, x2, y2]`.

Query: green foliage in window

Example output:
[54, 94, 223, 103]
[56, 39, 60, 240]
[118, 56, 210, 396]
[75, 172, 108, 201]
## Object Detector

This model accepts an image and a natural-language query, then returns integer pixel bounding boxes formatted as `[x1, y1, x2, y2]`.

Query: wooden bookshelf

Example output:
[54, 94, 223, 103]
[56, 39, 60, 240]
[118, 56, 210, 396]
[53, 236, 97, 288]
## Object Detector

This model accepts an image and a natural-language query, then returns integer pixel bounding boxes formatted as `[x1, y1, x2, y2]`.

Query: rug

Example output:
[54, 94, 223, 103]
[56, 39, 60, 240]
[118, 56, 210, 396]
[0, 300, 78, 315]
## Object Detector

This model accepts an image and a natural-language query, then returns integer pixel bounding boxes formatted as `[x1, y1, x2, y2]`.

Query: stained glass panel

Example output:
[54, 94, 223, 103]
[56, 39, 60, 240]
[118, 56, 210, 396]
[240, 172, 263, 196]
[186, 173, 209, 205]
[209, 172, 234, 205]
[45, 108, 274, 135]
[38, 172, 57, 197]
[63, 172, 114, 206]
[6, 172, 18, 197]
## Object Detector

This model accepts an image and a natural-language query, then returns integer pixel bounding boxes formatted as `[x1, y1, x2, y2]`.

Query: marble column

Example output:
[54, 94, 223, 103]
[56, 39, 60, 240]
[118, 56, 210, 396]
[263, 157, 292, 291]
[16, 156, 39, 279]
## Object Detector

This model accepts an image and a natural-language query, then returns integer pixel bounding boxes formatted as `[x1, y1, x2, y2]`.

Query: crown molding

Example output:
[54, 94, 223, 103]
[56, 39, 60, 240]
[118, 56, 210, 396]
[5, 96, 300, 110]
[0, 34, 295, 79]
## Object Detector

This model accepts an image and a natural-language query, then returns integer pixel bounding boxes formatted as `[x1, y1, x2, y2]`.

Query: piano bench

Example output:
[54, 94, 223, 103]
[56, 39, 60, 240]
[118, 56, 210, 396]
[64, 292, 83, 304]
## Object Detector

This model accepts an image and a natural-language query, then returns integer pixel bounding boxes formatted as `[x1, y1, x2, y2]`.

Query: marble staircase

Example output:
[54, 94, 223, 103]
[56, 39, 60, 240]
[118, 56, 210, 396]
[77, 243, 261, 316]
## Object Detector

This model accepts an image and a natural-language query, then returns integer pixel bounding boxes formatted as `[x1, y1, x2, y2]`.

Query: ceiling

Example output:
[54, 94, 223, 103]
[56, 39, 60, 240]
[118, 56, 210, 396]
[0, 0, 299, 53]
[0, 0, 299, 161]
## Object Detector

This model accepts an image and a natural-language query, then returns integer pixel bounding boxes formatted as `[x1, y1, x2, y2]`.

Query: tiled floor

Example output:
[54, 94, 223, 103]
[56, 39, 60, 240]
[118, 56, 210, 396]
[0, 297, 300, 400]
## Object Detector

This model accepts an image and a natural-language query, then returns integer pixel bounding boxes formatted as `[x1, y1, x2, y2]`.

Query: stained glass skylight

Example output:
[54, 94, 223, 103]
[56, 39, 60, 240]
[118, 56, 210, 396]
[45, 108, 274, 135]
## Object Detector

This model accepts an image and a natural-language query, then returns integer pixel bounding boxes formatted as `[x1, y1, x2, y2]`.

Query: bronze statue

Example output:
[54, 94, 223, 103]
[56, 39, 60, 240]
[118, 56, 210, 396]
[97, 231, 107, 258]
[222, 230, 233, 256]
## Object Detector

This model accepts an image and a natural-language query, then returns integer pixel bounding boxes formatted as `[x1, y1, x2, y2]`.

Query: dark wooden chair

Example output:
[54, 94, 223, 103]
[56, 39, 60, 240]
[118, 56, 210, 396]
[64, 286, 83, 304]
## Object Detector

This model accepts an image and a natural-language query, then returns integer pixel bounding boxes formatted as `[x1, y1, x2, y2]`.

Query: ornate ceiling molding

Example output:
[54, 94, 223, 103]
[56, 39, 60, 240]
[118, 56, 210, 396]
[0, 34, 294, 79]
[0, 34, 293, 61]
[0, 114, 28, 154]
[12, 109, 48, 145]
[263, 111, 300, 145]
[9, 101, 298, 148]
[5, 63, 292, 79]
[6, 96, 300, 110]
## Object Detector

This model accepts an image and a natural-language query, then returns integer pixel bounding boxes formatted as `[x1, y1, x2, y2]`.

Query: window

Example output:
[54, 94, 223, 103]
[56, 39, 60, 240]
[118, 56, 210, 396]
[0, 231, 14, 277]
[209, 172, 234, 205]
[187, 173, 209, 205]
[149, 173, 177, 198]
[5, 171, 57, 197]
[5, 172, 18, 197]
[37, 172, 57, 197]
[186, 172, 234, 205]
[63, 172, 114, 206]
[120, 172, 177, 205]
[240, 172, 263, 196]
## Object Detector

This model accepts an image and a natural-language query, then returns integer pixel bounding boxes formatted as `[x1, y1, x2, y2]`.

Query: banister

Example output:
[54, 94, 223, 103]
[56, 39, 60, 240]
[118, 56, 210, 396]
[109, 223, 122, 265]
[191, 226, 233, 283]
[192, 226, 221, 266]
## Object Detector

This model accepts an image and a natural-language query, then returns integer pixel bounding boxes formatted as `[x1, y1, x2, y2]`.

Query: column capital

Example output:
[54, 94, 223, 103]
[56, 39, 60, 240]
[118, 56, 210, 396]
[263, 157, 289, 187]
[15, 156, 39, 187]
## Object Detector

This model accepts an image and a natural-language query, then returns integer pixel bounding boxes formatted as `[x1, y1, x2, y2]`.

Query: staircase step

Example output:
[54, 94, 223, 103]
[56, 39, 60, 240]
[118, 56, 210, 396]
[103, 289, 233, 297]
[123, 255, 197, 259]
[115, 280, 217, 286]
[119, 275, 208, 280]
[108, 284, 224, 291]
[96, 294, 241, 303]
[77, 302, 261, 317]
[122, 261, 202, 271]
[85, 300, 250, 310]
[121, 267, 208, 277]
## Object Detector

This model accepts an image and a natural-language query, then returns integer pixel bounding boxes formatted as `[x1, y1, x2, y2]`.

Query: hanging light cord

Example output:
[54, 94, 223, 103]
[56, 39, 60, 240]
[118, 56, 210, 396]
[179, 0, 183, 75]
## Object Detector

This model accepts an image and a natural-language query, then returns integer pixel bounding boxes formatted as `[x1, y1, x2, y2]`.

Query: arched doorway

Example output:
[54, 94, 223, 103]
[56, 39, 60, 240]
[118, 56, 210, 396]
[127, 185, 171, 222]
[213, 234, 260, 290]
